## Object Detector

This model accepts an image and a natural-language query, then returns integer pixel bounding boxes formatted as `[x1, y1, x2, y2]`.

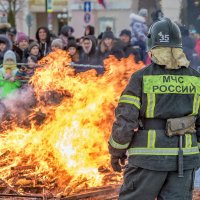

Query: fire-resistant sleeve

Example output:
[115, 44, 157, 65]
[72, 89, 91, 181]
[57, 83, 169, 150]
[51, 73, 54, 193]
[108, 71, 142, 157]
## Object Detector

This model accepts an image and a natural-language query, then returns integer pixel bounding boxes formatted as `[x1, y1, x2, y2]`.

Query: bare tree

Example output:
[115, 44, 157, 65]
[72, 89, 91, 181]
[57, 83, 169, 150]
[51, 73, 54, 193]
[0, 0, 25, 27]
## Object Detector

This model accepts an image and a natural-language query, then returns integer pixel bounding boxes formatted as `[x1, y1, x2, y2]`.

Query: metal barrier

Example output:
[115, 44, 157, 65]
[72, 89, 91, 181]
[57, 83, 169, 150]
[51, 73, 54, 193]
[0, 63, 104, 69]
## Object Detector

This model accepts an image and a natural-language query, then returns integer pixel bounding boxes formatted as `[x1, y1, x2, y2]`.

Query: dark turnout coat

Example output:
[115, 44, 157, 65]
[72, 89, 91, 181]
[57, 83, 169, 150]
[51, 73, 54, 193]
[109, 63, 200, 171]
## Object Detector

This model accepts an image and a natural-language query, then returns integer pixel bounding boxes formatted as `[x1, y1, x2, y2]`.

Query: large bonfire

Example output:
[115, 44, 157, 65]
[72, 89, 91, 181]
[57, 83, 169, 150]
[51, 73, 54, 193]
[0, 50, 144, 196]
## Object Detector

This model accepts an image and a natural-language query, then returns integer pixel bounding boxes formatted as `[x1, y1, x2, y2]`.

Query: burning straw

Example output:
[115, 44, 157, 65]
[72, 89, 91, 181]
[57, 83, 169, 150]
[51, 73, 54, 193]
[0, 50, 144, 195]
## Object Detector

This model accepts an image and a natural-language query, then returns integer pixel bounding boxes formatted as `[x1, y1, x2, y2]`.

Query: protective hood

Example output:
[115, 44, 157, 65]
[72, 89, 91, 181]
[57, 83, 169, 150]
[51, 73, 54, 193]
[150, 47, 190, 69]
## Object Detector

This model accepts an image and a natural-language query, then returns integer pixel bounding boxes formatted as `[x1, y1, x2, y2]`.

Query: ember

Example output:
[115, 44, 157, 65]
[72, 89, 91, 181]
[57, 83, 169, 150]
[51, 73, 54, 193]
[0, 50, 144, 197]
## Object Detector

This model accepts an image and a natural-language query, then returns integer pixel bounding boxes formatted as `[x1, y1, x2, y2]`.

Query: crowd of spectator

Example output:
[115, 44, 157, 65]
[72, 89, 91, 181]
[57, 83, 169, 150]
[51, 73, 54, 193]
[0, 8, 200, 100]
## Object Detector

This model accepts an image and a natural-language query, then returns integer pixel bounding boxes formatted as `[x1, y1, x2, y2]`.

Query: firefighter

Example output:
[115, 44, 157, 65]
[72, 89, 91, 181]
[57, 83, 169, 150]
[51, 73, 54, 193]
[108, 18, 200, 200]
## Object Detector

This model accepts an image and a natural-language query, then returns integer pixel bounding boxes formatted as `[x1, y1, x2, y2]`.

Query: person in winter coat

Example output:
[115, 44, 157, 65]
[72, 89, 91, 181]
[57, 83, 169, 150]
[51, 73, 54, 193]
[0, 50, 20, 99]
[133, 33, 147, 62]
[59, 25, 74, 49]
[16, 55, 37, 85]
[28, 42, 41, 60]
[129, 8, 148, 44]
[13, 32, 29, 63]
[51, 38, 64, 51]
[119, 29, 141, 63]
[151, 9, 164, 22]
[66, 40, 80, 63]
[35, 27, 51, 58]
[0, 35, 12, 65]
[7, 27, 17, 45]
[109, 18, 200, 200]
[98, 30, 125, 61]
[84, 25, 95, 36]
[98, 30, 115, 60]
[78, 35, 103, 74]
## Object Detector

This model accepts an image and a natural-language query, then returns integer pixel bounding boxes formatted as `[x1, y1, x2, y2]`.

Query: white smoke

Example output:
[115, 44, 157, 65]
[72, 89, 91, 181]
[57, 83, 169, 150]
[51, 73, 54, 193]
[0, 86, 36, 123]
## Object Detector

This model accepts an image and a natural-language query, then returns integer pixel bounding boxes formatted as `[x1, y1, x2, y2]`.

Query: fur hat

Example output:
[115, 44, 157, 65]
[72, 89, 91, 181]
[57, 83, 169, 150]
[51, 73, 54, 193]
[102, 31, 115, 40]
[16, 32, 29, 44]
[0, 23, 11, 34]
[51, 38, 63, 49]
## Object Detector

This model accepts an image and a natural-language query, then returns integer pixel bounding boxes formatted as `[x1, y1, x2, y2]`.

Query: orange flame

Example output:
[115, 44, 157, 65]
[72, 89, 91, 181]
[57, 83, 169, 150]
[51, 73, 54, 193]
[0, 50, 144, 195]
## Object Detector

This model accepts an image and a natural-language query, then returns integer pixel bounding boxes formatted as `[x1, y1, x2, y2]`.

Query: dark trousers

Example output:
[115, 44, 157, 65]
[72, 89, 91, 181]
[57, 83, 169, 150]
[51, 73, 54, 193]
[119, 165, 195, 200]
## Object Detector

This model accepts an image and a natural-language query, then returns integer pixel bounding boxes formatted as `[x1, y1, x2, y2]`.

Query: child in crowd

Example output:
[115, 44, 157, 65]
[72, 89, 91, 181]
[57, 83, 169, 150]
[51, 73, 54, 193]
[28, 42, 41, 60]
[0, 50, 21, 99]
[51, 38, 63, 51]
[13, 32, 29, 62]
[66, 41, 79, 63]
[16, 55, 37, 85]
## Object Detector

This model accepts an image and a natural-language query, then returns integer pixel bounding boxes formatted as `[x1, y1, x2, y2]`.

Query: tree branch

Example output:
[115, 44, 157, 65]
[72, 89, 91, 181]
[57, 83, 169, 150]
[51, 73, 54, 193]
[16, 0, 25, 13]
[0, 1, 8, 12]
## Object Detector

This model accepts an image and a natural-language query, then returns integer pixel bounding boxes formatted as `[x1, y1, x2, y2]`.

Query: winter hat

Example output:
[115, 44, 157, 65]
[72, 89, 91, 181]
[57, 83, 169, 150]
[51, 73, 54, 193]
[60, 25, 74, 37]
[102, 31, 115, 40]
[3, 50, 16, 63]
[120, 29, 131, 38]
[16, 32, 29, 44]
[0, 38, 6, 44]
[138, 8, 148, 18]
[3, 50, 17, 70]
[51, 38, 63, 49]
[0, 23, 11, 34]
[28, 41, 39, 52]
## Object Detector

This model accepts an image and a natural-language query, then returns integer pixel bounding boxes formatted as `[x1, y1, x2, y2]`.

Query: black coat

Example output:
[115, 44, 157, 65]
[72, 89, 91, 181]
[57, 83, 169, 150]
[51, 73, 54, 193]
[97, 39, 125, 61]
[78, 35, 103, 74]
[123, 42, 141, 63]
[35, 27, 51, 58]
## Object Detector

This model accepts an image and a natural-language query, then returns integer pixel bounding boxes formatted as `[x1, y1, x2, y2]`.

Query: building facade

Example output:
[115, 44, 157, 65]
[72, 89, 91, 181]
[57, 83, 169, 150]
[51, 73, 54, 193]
[68, 0, 182, 38]
[1, 0, 199, 39]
